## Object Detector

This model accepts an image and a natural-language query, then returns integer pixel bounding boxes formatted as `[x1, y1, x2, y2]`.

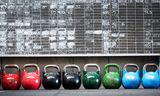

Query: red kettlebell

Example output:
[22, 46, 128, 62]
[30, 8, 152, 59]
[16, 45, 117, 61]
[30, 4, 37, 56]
[0, 67, 1, 86]
[2, 64, 21, 90]
[22, 64, 41, 90]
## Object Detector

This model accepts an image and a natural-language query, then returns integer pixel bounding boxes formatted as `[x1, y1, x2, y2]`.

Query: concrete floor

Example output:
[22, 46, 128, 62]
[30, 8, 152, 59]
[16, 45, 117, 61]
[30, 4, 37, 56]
[0, 89, 160, 96]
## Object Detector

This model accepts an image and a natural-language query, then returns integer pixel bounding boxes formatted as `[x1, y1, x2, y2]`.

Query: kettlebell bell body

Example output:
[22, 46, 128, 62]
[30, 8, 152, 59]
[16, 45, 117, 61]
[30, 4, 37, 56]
[2, 64, 21, 90]
[83, 64, 101, 89]
[43, 65, 61, 89]
[142, 63, 159, 89]
[22, 64, 41, 90]
[159, 64, 160, 87]
[103, 64, 121, 89]
[122, 64, 140, 89]
[62, 65, 81, 89]
[0, 67, 1, 86]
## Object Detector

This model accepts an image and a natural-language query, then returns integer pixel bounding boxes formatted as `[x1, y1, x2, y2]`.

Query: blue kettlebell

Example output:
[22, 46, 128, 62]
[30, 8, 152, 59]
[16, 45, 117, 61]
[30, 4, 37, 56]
[159, 64, 160, 88]
[142, 63, 159, 89]
[122, 64, 140, 89]
[159, 64, 160, 87]
[159, 65, 160, 87]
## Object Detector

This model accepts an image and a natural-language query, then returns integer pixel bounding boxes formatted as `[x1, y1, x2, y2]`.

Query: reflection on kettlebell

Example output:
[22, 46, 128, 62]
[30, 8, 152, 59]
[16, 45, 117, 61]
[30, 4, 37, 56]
[83, 63, 101, 89]
[43, 65, 61, 89]
[142, 63, 159, 89]
[122, 64, 140, 89]
[22, 64, 41, 90]
[2, 64, 21, 90]
[62, 64, 81, 89]
[103, 63, 121, 89]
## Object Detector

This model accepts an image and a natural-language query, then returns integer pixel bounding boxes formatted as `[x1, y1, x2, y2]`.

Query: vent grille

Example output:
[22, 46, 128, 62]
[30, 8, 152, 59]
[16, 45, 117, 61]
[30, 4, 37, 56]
[0, 0, 160, 56]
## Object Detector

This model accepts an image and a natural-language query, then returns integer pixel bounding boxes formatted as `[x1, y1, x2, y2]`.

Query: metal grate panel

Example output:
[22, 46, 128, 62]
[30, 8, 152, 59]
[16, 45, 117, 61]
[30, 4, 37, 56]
[0, 0, 160, 56]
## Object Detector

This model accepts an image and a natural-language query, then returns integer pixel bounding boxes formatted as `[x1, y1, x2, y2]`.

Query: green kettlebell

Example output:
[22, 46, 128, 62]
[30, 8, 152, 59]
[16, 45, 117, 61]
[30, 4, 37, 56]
[103, 63, 121, 89]
[83, 63, 101, 89]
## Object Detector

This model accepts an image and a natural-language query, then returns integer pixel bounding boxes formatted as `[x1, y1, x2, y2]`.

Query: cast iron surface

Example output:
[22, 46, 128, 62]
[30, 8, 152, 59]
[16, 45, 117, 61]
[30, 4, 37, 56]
[0, 89, 160, 96]
[43, 72, 61, 89]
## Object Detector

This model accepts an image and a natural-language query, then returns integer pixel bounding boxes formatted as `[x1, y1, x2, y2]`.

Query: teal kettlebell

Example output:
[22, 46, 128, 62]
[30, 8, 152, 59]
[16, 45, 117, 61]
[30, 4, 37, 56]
[83, 63, 101, 89]
[122, 64, 140, 89]
[142, 63, 159, 89]
[159, 65, 160, 87]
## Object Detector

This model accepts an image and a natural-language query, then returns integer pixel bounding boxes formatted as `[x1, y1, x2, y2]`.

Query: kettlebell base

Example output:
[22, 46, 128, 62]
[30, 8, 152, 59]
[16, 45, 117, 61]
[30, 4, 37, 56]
[63, 85, 80, 89]
[23, 88, 40, 90]
[43, 86, 61, 89]
[122, 83, 140, 89]
[143, 87, 159, 89]
[142, 85, 159, 89]
[83, 86, 100, 89]
[103, 86, 121, 89]
[83, 82, 101, 89]
[123, 87, 139, 89]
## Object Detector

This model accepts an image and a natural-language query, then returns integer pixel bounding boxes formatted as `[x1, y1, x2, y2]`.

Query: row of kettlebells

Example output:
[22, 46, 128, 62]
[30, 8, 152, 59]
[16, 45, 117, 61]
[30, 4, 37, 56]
[1, 63, 160, 90]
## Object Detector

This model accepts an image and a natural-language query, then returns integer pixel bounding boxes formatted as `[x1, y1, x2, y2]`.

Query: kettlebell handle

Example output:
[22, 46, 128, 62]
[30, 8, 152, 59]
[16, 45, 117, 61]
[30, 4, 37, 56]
[123, 64, 140, 75]
[63, 64, 80, 73]
[23, 64, 40, 72]
[84, 63, 100, 72]
[143, 63, 159, 70]
[3, 64, 20, 73]
[143, 63, 159, 75]
[124, 63, 139, 70]
[44, 64, 60, 72]
[104, 63, 121, 75]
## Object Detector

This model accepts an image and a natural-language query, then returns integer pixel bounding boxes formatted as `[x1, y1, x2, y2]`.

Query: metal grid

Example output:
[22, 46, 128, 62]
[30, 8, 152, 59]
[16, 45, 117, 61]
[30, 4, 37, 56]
[0, 0, 160, 56]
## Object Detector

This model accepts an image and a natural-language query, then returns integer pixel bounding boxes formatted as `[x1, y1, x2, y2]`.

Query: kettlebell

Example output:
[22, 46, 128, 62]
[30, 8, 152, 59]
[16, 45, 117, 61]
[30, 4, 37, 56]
[158, 64, 160, 88]
[122, 64, 140, 89]
[142, 63, 159, 89]
[83, 63, 101, 89]
[22, 64, 41, 90]
[2, 64, 21, 90]
[103, 63, 121, 89]
[62, 64, 81, 89]
[0, 66, 1, 86]
[42, 64, 61, 89]
[159, 65, 160, 87]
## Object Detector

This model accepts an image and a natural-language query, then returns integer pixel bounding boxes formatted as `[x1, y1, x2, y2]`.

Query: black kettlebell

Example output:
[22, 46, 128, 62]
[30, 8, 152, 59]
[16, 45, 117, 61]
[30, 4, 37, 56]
[42, 65, 61, 89]
[62, 64, 81, 89]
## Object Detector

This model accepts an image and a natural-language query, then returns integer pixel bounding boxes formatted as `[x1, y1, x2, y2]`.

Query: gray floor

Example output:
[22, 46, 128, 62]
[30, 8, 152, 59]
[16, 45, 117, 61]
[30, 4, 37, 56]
[0, 89, 160, 96]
